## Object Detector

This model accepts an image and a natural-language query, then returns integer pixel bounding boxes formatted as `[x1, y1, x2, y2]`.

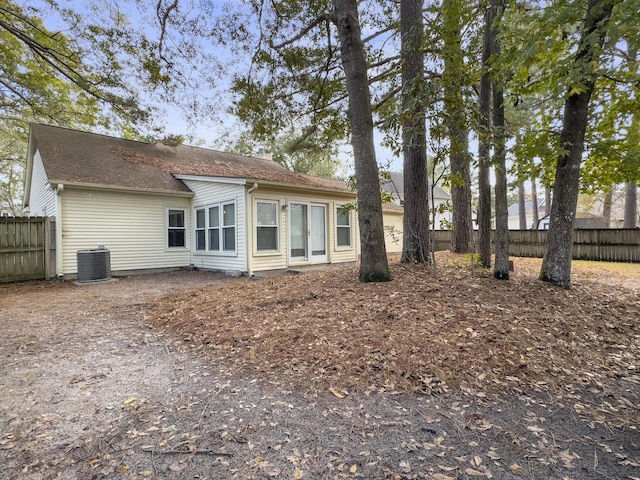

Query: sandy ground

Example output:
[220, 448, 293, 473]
[0, 264, 639, 479]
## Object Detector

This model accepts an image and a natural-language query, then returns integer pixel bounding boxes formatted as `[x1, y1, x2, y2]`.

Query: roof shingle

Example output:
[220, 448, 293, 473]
[30, 124, 351, 194]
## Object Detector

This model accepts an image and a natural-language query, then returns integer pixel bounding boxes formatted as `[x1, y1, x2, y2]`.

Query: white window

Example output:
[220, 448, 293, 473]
[222, 202, 236, 251]
[193, 201, 236, 253]
[256, 201, 278, 251]
[195, 208, 206, 251]
[168, 208, 187, 248]
[208, 205, 220, 251]
[336, 207, 351, 247]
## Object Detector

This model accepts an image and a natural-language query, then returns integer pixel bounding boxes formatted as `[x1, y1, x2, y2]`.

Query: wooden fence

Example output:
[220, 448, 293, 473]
[431, 229, 640, 263]
[0, 217, 55, 283]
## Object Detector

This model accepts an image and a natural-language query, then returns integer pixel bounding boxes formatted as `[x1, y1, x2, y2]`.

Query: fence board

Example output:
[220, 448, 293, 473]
[430, 229, 640, 263]
[0, 217, 52, 282]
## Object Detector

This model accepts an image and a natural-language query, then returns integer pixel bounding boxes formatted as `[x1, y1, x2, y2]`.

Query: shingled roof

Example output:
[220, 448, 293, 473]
[29, 123, 351, 194]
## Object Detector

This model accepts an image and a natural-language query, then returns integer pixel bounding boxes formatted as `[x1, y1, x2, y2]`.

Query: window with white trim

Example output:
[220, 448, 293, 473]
[195, 208, 206, 250]
[336, 207, 351, 247]
[168, 208, 187, 248]
[193, 201, 237, 253]
[222, 203, 236, 251]
[208, 205, 220, 251]
[256, 201, 278, 251]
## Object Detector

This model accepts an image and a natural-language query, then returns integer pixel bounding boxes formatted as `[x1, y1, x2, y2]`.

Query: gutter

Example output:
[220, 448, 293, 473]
[245, 183, 259, 276]
[55, 184, 64, 279]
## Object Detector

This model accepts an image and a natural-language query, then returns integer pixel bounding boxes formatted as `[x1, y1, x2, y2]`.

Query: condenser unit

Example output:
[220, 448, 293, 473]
[77, 247, 111, 282]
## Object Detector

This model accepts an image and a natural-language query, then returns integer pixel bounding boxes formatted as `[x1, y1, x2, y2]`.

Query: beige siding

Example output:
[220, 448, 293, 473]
[331, 202, 359, 264]
[61, 188, 191, 275]
[383, 211, 403, 253]
[249, 187, 358, 272]
[250, 192, 288, 272]
[183, 179, 247, 272]
[28, 151, 56, 217]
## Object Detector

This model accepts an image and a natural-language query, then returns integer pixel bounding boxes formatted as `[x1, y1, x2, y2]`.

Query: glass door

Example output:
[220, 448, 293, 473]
[310, 205, 327, 262]
[289, 203, 308, 262]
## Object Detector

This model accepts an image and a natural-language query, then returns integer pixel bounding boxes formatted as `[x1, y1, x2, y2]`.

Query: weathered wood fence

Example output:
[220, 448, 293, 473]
[0, 217, 55, 283]
[431, 229, 640, 263]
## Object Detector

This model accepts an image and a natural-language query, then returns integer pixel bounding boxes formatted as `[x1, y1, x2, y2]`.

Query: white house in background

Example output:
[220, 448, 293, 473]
[537, 212, 607, 230]
[381, 171, 452, 229]
[23, 123, 403, 278]
[507, 199, 547, 230]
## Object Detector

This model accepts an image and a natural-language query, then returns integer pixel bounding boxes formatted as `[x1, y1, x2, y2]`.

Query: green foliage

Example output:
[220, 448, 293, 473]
[499, 0, 640, 193]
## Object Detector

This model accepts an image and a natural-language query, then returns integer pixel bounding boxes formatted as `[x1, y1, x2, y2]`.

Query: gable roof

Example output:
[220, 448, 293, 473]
[27, 123, 351, 195]
[381, 171, 450, 201]
[507, 199, 546, 217]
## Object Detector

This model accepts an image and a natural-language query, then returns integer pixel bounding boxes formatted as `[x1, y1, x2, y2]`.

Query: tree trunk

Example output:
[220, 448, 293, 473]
[477, 0, 492, 268]
[400, 0, 430, 263]
[518, 180, 527, 229]
[442, 0, 472, 253]
[624, 181, 637, 228]
[530, 177, 539, 229]
[492, 0, 509, 280]
[540, 0, 616, 289]
[602, 187, 613, 228]
[332, 0, 391, 282]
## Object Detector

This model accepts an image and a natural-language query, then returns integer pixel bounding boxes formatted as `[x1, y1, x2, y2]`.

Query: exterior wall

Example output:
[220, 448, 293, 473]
[60, 188, 191, 275]
[28, 151, 56, 217]
[382, 211, 403, 253]
[182, 179, 247, 272]
[249, 186, 358, 273]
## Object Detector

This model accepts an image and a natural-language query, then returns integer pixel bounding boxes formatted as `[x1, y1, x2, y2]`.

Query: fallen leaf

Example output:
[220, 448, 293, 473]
[116, 465, 129, 474]
[509, 464, 523, 474]
[294, 468, 303, 479]
[329, 387, 344, 399]
[350, 464, 357, 474]
[123, 397, 136, 405]
[465, 468, 487, 477]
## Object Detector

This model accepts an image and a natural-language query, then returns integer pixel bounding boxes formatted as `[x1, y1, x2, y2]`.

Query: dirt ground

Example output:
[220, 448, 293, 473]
[1, 255, 639, 480]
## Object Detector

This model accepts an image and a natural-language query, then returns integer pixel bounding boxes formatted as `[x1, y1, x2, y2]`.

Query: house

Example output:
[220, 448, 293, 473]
[23, 124, 403, 278]
[507, 198, 547, 230]
[381, 171, 451, 229]
[537, 212, 607, 230]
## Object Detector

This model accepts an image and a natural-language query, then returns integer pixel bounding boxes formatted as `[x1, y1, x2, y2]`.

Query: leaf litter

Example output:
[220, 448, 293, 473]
[0, 254, 638, 479]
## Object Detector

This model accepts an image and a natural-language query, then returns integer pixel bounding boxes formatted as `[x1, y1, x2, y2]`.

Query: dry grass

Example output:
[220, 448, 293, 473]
[148, 253, 640, 405]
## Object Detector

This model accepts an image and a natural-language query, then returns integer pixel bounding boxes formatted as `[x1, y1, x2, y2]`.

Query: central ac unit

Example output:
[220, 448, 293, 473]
[77, 247, 111, 282]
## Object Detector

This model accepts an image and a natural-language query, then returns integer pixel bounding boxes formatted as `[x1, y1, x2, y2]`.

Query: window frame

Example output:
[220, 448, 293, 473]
[335, 206, 352, 248]
[208, 205, 220, 251]
[167, 208, 188, 249]
[192, 200, 237, 255]
[195, 208, 206, 251]
[255, 200, 279, 252]
[222, 201, 236, 252]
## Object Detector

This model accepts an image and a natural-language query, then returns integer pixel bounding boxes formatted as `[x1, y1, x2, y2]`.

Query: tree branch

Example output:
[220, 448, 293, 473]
[273, 14, 331, 50]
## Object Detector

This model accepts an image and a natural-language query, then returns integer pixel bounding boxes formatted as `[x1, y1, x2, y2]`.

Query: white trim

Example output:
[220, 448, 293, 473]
[55, 184, 64, 276]
[192, 199, 238, 256]
[335, 205, 352, 249]
[287, 201, 329, 265]
[166, 207, 189, 249]
[175, 175, 247, 185]
[47, 180, 194, 197]
[255, 200, 280, 253]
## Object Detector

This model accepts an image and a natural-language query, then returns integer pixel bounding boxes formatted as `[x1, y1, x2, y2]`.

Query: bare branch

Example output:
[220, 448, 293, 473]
[273, 14, 331, 50]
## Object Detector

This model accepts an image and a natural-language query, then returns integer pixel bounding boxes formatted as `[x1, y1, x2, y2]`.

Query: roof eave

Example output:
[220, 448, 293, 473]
[48, 180, 194, 197]
[246, 178, 354, 196]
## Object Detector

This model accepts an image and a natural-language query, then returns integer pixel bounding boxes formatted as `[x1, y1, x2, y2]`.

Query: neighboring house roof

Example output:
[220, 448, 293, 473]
[507, 199, 546, 217]
[27, 123, 351, 195]
[381, 171, 450, 201]
[538, 212, 607, 229]
[381, 201, 403, 213]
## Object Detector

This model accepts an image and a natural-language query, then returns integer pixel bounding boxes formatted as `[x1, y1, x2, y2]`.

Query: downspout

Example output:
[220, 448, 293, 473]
[246, 183, 259, 276]
[55, 184, 64, 279]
